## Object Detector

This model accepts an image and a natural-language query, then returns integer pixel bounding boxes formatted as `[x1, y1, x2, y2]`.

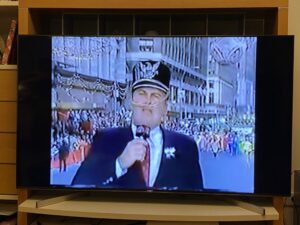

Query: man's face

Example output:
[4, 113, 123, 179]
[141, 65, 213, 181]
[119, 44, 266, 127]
[132, 87, 167, 129]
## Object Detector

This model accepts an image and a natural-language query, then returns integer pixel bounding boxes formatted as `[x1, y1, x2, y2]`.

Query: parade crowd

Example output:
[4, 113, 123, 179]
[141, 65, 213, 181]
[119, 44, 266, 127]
[51, 108, 255, 172]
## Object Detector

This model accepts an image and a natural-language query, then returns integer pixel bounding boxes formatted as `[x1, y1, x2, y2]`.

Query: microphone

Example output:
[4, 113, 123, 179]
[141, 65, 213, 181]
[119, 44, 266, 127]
[136, 125, 151, 186]
[136, 125, 150, 140]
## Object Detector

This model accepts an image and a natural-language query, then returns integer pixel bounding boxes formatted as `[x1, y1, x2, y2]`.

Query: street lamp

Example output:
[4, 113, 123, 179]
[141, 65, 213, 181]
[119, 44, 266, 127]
[113, 82, 119, 127]
[179, 71, 189, 120]
[179, 89, 185, 120]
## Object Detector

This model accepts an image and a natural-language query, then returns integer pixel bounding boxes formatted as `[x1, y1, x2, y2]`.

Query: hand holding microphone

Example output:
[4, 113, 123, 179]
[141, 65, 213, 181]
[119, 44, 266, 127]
[118, 125, 150, 170]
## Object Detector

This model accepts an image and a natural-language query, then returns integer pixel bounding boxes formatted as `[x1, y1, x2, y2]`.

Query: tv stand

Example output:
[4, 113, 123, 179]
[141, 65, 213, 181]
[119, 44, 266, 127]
[147, 222, 217, 225]
[18, 191, 278, 225]
[222, 197, 266, 215]
[35, 192, 84, 208]
[34, 192, 267, 216]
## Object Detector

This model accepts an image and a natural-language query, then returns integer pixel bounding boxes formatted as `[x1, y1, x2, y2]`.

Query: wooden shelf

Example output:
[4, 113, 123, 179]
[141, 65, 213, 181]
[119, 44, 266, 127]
[0, 194, 17, 217]
[0, 65, 17, 70]
[0, 194, 17, 201]
[18, 194, 279, 222]
[0, 1, 18, 15]
[19, 0, 287, 9]
[0, 1, 18, 7]
[0, 201, 17, 216]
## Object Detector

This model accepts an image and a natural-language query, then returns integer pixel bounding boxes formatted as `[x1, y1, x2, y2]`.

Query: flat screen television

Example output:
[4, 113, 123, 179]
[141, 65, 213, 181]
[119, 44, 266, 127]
[17, 35, 294, 196]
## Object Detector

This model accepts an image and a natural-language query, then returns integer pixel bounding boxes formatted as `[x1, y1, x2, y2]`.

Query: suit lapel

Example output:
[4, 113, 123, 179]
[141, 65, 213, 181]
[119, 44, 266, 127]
[153, 128, 175, 188]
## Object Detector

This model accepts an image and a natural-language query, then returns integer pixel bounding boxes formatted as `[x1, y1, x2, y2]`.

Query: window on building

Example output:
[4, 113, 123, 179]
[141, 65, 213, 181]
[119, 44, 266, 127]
[139, 38, 154, 52]
[209, 92, 214, 104]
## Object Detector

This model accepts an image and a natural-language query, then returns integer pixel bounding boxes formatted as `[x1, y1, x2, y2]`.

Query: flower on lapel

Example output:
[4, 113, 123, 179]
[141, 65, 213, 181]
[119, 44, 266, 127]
[164, 147, 176, 159]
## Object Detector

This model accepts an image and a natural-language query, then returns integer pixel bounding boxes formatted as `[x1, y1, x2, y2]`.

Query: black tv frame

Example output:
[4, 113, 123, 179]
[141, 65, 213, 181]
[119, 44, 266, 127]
[17, 35, 294, 196]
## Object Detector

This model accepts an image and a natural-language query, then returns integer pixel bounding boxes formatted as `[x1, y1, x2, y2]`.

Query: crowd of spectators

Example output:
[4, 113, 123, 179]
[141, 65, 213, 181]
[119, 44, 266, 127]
[51, 108, 254, 171]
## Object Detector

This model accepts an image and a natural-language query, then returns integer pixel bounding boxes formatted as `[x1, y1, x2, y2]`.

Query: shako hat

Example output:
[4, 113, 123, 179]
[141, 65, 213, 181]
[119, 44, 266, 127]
[132, 61, 171, 94]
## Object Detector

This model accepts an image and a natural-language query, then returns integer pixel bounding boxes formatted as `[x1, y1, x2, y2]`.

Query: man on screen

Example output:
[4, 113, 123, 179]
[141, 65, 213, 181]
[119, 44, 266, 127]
[72, 61, 203, 190]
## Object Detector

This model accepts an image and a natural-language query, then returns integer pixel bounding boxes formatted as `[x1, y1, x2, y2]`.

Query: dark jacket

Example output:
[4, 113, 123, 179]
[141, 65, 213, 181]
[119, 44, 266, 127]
[72, 127, 203, 191]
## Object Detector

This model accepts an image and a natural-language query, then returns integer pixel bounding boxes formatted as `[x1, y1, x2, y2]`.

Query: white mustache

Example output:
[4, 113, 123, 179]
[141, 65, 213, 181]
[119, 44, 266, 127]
[131, 93, 169, 109]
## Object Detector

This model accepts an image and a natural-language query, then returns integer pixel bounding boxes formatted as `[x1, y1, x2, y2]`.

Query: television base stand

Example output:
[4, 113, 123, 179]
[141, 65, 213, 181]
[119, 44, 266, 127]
[35, 192, 86, 208]
[222, 197, 266, 215]
[35, 193, 265, 216]
[18, 191, 278, 225]
[147, 222, 218, 225]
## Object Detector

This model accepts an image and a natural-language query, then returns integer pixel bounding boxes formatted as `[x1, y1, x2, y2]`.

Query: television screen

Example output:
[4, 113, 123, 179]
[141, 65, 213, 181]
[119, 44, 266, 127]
[17, 35, 293, 196]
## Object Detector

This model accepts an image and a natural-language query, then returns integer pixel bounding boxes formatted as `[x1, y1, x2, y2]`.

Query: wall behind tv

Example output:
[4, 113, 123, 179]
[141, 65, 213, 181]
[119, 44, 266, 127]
[288, 0, 300, 190]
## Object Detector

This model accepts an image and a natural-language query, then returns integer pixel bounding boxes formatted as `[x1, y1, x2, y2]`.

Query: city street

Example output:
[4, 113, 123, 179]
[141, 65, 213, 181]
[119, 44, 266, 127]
[51, 149, 254, 193]
[200, 150, 254, 193]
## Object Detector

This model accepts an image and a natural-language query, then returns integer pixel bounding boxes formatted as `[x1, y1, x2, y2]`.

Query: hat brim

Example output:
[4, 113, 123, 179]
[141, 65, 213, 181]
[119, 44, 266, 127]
[132, 79, 169, 93]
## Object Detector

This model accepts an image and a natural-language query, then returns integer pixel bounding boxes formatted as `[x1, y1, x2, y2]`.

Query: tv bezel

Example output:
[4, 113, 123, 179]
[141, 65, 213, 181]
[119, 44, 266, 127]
[16, 34, 294, 197]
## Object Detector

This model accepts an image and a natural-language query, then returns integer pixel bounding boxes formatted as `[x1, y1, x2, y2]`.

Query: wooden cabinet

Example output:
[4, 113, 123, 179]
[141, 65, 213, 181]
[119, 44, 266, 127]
[0, 66, 18, 216]
[16, 0, 289, 225]
[0, 6, 18, 194]
[18, 0, 288, 35]
[0, 3, 18, 157]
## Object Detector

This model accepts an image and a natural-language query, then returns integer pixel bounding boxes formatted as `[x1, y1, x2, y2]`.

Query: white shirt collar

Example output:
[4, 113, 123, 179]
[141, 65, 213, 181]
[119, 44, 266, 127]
[131, 124, 161, 141]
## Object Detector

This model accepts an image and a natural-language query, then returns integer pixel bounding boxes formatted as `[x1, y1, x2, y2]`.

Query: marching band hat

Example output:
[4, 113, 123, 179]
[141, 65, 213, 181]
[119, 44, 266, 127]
[132, 61, 171, 94]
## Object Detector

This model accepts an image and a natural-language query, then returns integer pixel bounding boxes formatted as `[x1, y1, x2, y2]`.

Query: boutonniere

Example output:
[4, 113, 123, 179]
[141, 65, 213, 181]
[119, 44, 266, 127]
[164, 147, 176, 159]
